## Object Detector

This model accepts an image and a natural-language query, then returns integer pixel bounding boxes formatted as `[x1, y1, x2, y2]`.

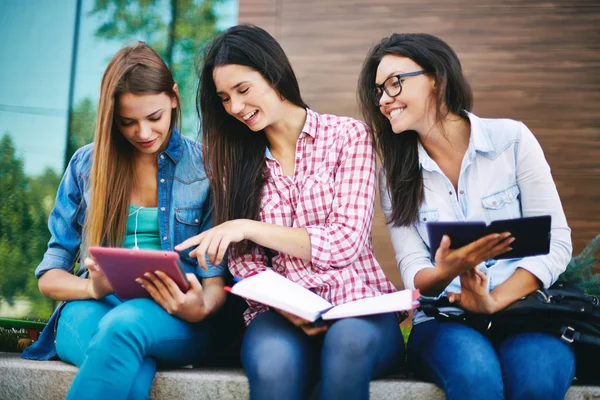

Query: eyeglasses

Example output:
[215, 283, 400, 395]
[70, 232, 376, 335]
[373, 70, 426, 106]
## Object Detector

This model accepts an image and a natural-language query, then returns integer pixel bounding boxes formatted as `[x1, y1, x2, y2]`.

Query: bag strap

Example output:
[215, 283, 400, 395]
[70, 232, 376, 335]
[560, 326, 600, 346]
[419, 299, 492, 333]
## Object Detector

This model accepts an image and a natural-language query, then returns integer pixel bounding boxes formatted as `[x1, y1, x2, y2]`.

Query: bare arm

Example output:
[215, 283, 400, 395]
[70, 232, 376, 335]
[489, 268, 541, 312]
[139, 273, 226, 322]
[38, 269, 90, 300]
[176, 219, 311, 269]
[245, 220, 311, 260]
[38, 257, 112, 301]
[200, 276, 227, 317]
[448, 267, 542, 314]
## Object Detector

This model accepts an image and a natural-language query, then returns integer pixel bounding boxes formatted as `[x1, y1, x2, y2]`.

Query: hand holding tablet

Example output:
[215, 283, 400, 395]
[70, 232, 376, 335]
[88, 247, 189, 299]
[426, 215, 552, 261]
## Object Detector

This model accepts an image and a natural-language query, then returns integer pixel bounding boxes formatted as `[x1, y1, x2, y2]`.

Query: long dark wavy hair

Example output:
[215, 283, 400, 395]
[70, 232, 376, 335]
[197, 24, 308, 252]
[358, 33, 473, 227]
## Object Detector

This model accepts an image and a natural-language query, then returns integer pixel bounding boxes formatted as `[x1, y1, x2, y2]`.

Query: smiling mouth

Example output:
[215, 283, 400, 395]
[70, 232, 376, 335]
[389, 108, 405, 120]
[138, 139, 157, 148]
[242, 110, 259, 123]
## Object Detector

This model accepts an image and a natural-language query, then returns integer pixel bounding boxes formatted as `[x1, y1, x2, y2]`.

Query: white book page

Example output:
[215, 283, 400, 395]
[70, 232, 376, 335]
[231, 270, 333, 322]
[321, 290, 415, 320]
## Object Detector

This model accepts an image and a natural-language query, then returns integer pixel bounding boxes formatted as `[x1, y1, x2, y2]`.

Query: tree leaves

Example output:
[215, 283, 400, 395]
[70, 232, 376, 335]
[0, 133, 56, 317]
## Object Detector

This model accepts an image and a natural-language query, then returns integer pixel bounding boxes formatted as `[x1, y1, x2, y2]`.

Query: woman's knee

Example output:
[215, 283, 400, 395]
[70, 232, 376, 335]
[500, 332, 575, 400]
[242, 333, 306, 381]
[323, 318, 381, 362]
[241, 313, 312, 383]
[408, 322, 503, 398]
[92, 299, 158, 345]
[56, 298, 117, 365]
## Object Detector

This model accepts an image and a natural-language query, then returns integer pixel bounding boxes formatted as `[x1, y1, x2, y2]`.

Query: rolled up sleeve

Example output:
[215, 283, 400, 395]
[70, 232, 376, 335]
[514, 123, 572, 288]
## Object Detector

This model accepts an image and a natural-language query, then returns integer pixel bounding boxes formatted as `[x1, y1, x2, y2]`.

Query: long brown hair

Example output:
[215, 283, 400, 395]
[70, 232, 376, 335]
[85, 42, 181, 249]
[357, 33, 473, 226]
[197, 25, 307, 252]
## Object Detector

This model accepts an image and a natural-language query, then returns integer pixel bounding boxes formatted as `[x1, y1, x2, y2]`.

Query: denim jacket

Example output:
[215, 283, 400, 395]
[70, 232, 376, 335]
[22, 130, 225, 360]
[380, 112, 572, 325]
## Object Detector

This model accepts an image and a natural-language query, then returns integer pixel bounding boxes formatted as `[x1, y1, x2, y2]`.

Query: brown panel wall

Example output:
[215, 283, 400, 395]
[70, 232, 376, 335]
[239, 0, 600, 289]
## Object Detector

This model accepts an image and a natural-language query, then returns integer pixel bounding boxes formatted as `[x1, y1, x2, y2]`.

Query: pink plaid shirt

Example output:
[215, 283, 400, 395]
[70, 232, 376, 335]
[229, 109, 401, 325]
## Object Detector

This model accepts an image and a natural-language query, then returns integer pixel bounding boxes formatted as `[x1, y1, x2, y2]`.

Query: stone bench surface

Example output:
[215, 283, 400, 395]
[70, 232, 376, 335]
[2, 352, 599, 400]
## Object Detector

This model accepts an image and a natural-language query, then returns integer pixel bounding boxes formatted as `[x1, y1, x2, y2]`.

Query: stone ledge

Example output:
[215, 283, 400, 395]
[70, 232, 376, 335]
[1, 352, 599, 399]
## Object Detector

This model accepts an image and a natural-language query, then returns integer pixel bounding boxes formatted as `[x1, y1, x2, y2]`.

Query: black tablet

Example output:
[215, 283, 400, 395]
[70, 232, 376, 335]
[426, 215, 551, 261]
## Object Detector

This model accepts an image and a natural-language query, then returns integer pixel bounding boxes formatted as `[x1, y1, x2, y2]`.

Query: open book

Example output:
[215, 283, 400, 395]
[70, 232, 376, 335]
[426, 215, 551, 260]
[225, 269, 420, 323]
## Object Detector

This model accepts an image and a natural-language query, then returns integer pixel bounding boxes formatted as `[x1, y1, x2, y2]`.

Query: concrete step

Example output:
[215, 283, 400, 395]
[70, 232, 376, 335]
[1, 352, 599, 399]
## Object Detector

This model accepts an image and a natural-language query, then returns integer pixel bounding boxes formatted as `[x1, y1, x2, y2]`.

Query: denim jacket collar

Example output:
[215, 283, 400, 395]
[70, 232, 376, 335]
[163, 128, 183, 164]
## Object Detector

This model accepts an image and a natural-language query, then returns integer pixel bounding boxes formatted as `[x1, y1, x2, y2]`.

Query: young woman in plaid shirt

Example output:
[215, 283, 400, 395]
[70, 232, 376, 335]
[177, 24, 405, 399]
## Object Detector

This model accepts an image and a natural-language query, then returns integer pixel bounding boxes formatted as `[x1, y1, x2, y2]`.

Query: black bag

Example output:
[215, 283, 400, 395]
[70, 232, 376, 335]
[419, 282, 600, 347]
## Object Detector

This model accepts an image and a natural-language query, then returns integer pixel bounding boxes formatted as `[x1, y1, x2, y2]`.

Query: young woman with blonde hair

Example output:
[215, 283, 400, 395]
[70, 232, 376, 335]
[22, 42, 228, 400]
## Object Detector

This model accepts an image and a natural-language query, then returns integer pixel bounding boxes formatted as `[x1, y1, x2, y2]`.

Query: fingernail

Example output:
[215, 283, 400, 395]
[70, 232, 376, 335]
[509, 237, 516, 243]
[155, 270, 162, 276]
[144, 273, 151, 278]
[135, 278, 142, 284]
[504, 232, 512, 238]
[507, 247, 513, 251]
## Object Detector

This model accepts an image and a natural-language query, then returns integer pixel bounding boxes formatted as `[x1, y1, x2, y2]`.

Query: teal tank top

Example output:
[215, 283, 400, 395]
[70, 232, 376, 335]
[123, 205, 162, 250]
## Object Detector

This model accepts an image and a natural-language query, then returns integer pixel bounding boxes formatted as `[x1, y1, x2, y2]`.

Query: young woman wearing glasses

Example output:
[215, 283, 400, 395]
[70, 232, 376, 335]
[357, 33, 575, 400]
[21, 42, 232, 400]
[176, 24, 405, 400]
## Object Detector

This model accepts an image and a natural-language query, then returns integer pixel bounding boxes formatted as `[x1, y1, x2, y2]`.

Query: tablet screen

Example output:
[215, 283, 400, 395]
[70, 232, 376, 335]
[88, 247, 189, 299]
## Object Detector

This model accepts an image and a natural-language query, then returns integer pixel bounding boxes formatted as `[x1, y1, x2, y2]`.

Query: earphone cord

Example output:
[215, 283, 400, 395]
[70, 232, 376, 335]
[128, 206, 144, 249]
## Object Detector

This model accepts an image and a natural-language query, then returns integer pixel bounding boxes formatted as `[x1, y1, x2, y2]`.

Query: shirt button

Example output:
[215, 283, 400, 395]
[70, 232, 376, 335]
[423, 217, 427, 222]
[163, 236, 167, 241]
[449, 191, 452, 195]
[160, 207, 165, 211]
[160, 178, 165, 183]
[195, 219, 199, 223]
[160, 155, 164, 159]
[460, 190, 464, 195]
[493, 201, 497, 205]
[508, 193, 512, 199]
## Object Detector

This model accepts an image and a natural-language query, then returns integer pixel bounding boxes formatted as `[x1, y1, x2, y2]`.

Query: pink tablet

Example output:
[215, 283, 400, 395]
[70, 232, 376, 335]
[88, 246, 189, 299]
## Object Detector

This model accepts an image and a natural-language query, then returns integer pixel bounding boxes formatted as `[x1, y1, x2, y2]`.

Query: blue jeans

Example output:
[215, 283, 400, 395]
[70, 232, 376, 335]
[407, 320, 576, 400]
[241, 311, 404, 400]
[56, 295, 214, 400]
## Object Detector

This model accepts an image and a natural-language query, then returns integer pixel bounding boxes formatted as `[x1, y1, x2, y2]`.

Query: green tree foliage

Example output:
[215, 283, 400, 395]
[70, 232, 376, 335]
[0, 133, 34, 303]
[67, 97, 96, 163]
[0, 133, 56, 318]
[90, 0, 223, 136]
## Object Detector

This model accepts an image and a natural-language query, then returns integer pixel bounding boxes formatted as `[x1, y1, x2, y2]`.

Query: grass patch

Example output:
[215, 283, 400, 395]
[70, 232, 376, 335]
[401, 324, 412, 345]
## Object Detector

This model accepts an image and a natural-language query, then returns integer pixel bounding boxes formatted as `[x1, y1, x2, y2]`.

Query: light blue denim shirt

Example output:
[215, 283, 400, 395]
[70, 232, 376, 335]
[380, 112, 572, 325]
[22, 129, 226, 360]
